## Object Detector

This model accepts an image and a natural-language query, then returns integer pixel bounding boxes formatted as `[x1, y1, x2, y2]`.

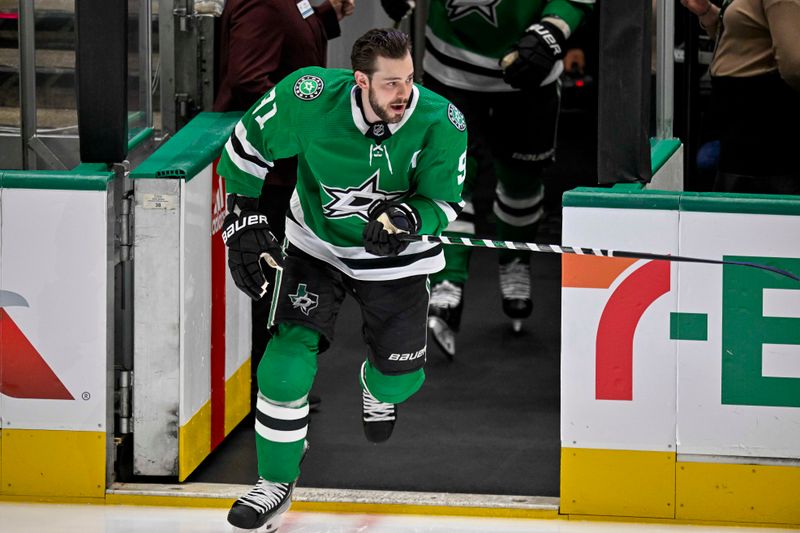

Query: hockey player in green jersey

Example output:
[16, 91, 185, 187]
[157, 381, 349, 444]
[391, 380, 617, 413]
[382, 0, 593, 356]
[217, 28, 467, 531]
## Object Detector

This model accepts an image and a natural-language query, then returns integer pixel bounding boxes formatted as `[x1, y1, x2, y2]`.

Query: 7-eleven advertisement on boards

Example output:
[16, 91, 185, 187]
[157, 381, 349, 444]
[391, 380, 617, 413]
[676, 210, 800, 459]
[561, 205, 800, 459]
[561, 207, 679, 453]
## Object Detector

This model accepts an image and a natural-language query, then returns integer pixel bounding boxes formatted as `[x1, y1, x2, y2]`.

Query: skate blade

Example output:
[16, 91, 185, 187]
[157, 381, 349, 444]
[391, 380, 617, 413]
[262, 514, 284, 532]
[511, 319, 523, 333]
[230, 501, 290, 532]
[230, 515, 284, 532]
[428, 317, 456, 359]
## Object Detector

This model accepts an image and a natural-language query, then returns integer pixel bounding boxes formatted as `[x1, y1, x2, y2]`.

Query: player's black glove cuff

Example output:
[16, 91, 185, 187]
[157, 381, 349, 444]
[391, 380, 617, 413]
[502, 20, 566, 90]
[381, 0, 414, 23]
[363, 201, 419, 257]
[221, 194, 284, 300]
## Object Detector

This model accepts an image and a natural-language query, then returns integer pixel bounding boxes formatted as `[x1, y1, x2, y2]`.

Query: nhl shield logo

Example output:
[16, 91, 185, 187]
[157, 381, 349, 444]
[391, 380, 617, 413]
[448, 103, 466, 131]
[294, 75, 324, 100]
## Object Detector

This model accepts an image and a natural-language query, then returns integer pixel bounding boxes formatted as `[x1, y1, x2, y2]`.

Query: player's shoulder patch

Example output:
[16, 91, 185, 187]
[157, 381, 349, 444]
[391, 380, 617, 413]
[447, 103, 466, 132]
[294, 74, 324, 101]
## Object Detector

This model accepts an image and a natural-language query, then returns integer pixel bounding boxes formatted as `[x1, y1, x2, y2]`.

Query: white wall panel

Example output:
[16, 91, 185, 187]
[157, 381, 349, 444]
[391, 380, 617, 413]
[1, 189, 107, 431]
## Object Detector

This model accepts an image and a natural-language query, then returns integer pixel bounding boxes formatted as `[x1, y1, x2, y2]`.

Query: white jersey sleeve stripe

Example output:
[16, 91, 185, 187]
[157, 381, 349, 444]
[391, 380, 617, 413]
[433, 199, 459, 223]
[224, 137, 270, 180]
[234, 121, 273, 167]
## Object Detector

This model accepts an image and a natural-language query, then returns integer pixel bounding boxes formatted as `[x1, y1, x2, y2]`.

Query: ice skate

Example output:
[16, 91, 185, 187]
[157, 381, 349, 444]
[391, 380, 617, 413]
[427, 280, 463, 359]
[362, 386, 397, 443]
[499, 258, 532, 333]
[227, 478, 294, 532]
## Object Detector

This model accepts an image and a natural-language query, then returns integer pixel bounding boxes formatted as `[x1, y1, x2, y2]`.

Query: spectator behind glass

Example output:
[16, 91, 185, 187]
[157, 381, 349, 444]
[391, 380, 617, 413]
[681, 0, 800, 194]
[213, 0, 355, 413]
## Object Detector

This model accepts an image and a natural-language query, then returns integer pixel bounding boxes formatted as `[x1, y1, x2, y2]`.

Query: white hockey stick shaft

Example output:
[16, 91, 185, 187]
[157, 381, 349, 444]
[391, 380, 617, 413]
[397, 234, 800, 282]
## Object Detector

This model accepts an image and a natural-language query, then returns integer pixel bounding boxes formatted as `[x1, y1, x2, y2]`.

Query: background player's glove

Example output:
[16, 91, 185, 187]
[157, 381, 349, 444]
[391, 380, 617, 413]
[221, 194, 284, 300]
[501, 20, 566, 90]
[381, 0, 415, 24]
[363, 201, 419, 257]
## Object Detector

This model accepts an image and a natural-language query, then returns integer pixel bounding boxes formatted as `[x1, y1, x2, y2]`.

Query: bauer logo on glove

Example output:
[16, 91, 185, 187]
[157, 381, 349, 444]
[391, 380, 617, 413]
[222, 195, 285, 300]
[501, 20, 566, 90]
[221, 213, 269, 244]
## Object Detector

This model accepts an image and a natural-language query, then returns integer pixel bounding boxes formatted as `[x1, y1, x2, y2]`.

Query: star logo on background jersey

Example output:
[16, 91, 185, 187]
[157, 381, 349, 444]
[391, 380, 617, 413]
[288, 283, 319, 316]
[445, 0, 503, 26]
[321, 171, 403, 221]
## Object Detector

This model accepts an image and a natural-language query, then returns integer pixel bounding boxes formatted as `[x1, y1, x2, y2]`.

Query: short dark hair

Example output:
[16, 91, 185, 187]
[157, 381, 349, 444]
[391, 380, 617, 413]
[351, 28, 412, 75]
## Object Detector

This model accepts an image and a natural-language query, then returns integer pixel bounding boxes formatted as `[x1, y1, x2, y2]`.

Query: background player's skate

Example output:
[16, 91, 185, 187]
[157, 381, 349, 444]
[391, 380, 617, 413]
[427, 280, 464, 359]
[499, 257, 532, 333]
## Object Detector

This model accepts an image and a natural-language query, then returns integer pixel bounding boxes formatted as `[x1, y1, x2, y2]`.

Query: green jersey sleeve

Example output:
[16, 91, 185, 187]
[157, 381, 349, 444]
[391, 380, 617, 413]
[405, 103, 468, 236]
[216, 71, 307, 197]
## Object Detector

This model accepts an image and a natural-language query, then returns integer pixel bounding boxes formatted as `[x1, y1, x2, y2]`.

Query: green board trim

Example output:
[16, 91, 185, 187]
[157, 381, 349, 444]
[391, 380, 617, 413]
[131, 112, 242, 182]
[564, 187, 800, 215]
[562, 185, 681, 210]
[1, 169, 114, 191]
[650, 138, 681, 175]
[128, 127, 154, 151]
[679, 192, 800, 216]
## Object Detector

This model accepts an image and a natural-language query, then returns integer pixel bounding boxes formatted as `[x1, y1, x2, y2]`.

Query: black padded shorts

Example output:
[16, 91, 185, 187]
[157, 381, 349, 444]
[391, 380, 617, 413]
[269, 245, 430, 375]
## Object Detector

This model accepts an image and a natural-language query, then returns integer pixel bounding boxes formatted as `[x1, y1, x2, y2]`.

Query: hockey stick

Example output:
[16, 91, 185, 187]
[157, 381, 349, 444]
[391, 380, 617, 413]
[397, 234, 800, 282]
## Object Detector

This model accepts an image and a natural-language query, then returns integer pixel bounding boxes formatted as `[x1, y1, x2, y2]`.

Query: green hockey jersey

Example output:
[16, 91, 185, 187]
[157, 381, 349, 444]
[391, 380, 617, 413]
[217, 67, 468, 281]
[425, 0, 594, 91]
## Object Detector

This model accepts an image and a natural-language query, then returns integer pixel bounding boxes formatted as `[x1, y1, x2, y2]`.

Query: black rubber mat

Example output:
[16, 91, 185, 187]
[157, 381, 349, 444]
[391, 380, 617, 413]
[188, 248, 562, 496]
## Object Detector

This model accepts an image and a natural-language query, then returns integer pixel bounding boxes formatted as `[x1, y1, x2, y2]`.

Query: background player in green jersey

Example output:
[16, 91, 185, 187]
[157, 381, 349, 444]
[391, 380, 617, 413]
[382, 0, 593, 357]
[216, 28, 467, 531]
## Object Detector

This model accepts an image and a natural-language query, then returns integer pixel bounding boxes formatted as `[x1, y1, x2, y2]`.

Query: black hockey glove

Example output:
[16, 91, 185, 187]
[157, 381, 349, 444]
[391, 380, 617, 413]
[221, 195, 284, 300]
[381, 0, 414, 24]
[501, 20, 566, 90]
[363, 201, 419, 257]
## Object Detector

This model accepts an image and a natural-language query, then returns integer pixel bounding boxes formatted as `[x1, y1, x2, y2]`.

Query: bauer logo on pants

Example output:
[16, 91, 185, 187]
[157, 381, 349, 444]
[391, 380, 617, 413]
[289, 283, 319, 315]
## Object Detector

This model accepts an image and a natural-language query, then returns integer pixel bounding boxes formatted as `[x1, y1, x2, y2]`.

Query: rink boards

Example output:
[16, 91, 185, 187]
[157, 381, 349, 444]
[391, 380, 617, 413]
[0, 169, 115, 498]
[1, 117, 798, 528]
[0, 114, 250, 499]
[561, 186, 800, 525]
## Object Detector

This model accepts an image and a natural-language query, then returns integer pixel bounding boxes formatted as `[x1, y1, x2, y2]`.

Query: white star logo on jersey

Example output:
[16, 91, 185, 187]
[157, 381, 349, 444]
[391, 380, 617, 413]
[321, 171, 403, 221]
[445, 0, 503, 26]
